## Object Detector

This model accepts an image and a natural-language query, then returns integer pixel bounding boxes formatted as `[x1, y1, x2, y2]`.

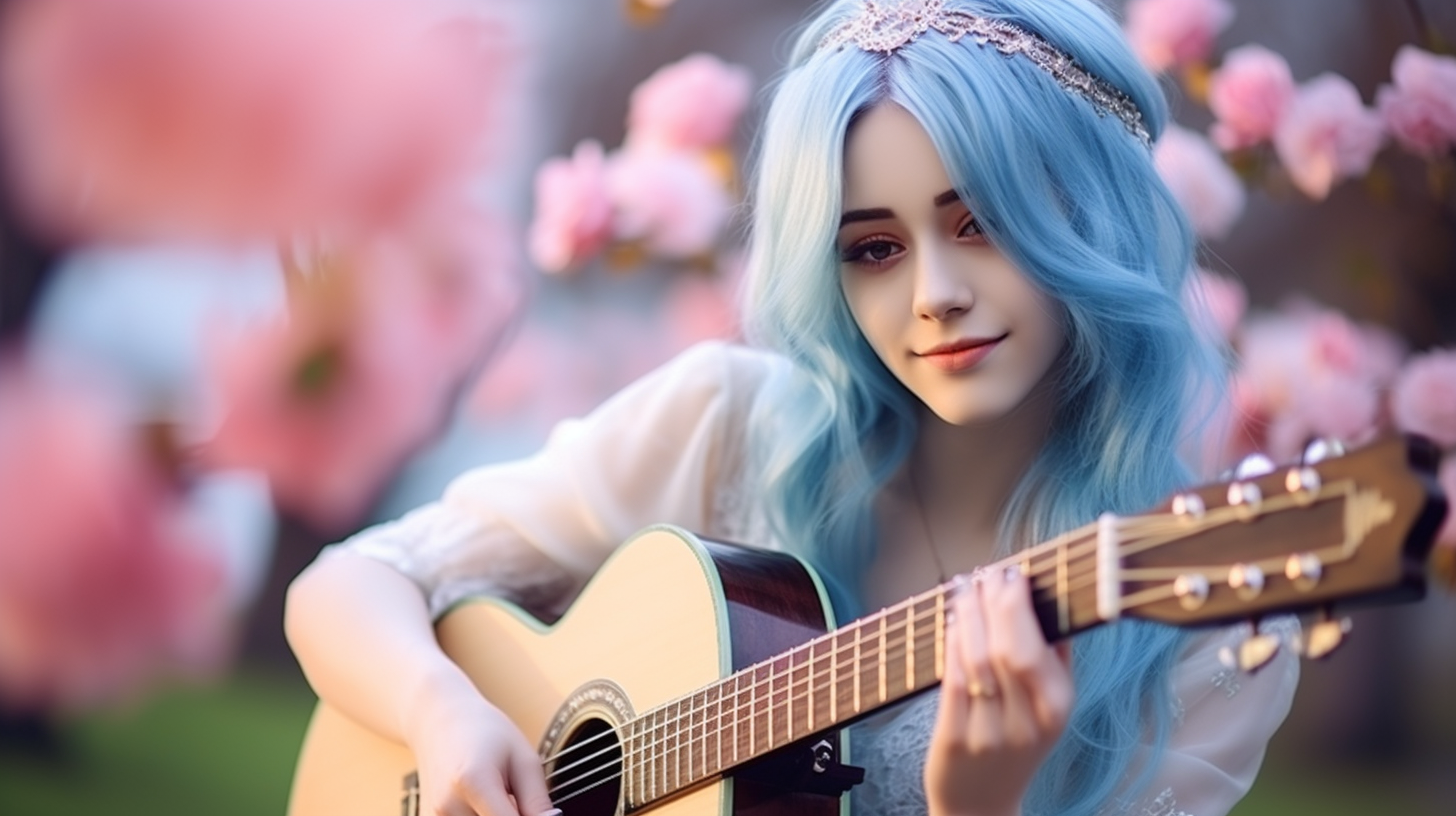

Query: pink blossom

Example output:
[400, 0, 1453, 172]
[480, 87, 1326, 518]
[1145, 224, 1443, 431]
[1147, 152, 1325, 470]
[1154, 125, 1246, 239]
[528, 140, 614, 273]
[1208, 44, 1295, 150]
[0, 362, 225, 711]
[0, 0, 506, 242]
[1391, 348, 1456, 447]
[625, 53, 753, 152]
[1274, 74, 1385, 200]
[1123, 0, 1234, 73]
[199, 206, 520, 531]
[1232, 304, 1400, 462]
[1375, 46, 1456, 158]
[1264, 374, 1380, 462]
[608, 149, 733, 259]
[1184, 268, 1247, 343]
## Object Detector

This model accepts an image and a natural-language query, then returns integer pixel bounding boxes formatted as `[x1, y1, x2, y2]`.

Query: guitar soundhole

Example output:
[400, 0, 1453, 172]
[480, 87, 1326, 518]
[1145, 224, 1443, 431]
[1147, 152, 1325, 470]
[548, 716, 622, 816]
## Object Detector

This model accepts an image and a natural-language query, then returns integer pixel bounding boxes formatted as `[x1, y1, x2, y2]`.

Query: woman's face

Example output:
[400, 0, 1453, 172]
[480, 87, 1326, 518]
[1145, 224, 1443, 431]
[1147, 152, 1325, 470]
[838, 103, 1067, 426]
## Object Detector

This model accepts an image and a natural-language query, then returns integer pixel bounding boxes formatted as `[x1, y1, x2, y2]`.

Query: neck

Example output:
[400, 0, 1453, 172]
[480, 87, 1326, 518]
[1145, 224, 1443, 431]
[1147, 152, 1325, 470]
[910, 374, 1059, 553]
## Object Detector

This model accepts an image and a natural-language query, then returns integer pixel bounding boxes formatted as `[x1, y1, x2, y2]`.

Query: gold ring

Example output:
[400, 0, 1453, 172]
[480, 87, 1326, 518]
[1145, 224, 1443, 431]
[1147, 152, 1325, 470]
[968, 679, 998, 699]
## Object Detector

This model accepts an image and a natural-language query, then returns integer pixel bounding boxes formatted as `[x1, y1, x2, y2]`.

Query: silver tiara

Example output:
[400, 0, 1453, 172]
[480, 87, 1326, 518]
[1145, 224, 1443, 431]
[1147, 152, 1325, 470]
[819, 0, 1152, 148]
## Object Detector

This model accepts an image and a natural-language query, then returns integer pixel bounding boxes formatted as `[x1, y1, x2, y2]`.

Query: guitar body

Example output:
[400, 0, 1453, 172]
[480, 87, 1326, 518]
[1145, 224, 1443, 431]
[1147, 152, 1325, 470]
[288, 526, 842, 816]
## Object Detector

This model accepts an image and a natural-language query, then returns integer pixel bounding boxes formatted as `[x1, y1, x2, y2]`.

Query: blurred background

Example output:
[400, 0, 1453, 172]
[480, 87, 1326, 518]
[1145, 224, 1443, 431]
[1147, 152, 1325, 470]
[1, 0, 1454, 813]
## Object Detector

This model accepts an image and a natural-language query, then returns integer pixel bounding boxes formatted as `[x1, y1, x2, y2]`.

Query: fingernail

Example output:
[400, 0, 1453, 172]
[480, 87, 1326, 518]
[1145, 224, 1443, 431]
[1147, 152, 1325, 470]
[539, 809, 563, 816]
[1004, 564, 1023, 583]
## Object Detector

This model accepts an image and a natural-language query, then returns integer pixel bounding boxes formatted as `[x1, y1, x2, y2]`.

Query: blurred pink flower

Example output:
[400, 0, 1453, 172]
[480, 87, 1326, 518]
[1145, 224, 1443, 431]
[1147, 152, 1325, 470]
[200, 207, 520, 531]
[1273, 74, 1385, 200]
[0, 362, 225, 712]
[1154, 125, 1246, 239]
[528, 140, 614, 273]
[625, 53, 752, 152]
[1229, 304, 1401, 465]
[1265, 374, 1380, 462]
[1123, 0, 1233, 72]
[1391, 348, 1456, 447]
[1375, 46, 1456, 158]
[608, 149, 733, 259]
[1184, 268, 1247, 343]
[1208, 44, 1295, 151]
[0, 0, 506, 242]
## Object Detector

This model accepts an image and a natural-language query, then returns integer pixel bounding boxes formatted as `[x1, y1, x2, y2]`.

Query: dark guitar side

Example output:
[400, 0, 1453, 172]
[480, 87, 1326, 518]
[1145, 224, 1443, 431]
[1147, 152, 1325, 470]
[696, 537, 850, 816]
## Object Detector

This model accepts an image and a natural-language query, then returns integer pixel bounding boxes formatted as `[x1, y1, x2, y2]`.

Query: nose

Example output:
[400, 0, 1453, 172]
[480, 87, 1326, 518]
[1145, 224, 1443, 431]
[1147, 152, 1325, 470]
[911, 245, 973, 321]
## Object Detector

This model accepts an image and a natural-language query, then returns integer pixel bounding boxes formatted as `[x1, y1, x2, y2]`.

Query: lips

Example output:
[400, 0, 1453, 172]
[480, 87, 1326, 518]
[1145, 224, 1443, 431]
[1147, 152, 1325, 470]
[916, 334, 1007, 373]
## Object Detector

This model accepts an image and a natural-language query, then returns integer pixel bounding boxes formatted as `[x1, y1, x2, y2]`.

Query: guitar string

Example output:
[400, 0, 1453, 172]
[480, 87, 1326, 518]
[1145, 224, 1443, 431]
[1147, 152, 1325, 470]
[537, 509, 1209, 778]
[546, 574, 1205, 805]
[544, 577, 1093, 799]
[544, 486, 1336, 802]
[540, 503, 1276, 792]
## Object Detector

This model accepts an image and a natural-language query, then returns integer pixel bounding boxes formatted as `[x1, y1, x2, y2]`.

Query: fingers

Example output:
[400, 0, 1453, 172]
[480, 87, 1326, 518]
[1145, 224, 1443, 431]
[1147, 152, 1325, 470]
[507, 741, 557, 816]
[982, 569, 1073, 735]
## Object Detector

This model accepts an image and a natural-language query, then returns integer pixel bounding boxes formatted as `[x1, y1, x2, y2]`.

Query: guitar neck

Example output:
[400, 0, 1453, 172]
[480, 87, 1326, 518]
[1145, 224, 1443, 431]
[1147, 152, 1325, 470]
[619, 528, 1106, 807]
[620, 434, 1443, 809]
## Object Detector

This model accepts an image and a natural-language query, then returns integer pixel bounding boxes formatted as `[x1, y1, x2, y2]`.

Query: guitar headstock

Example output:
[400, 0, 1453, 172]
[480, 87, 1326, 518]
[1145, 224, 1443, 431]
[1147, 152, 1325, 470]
[1115, 436, 1448, 647]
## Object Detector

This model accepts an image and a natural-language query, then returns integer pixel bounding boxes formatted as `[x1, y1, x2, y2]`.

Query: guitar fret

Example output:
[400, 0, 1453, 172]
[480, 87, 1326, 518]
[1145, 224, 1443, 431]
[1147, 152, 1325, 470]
[790, 645, 812, 738]
[935, 590, 946, 680]
[883, 606, 907, 698]
[672, 699, 682, 792]
[708, 683, 722, 778]
[905, 603, 916, 690]
[1057, 539, 1071, 636]
[648, 707, 657, 800]
[766, 660, 776, 751]
[636, 717, 646, 807]
[877, 613, 887, 704]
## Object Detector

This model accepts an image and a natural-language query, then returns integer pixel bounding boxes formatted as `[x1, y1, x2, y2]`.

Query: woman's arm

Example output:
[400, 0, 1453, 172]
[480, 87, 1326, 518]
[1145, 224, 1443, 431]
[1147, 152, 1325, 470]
[285, 340, 778, 816]
[285, 547, 558, 816]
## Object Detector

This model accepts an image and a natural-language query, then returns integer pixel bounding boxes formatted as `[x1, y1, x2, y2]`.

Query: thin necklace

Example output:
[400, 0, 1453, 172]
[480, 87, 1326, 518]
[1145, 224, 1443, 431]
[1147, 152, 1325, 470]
[905, 460, 951, 584]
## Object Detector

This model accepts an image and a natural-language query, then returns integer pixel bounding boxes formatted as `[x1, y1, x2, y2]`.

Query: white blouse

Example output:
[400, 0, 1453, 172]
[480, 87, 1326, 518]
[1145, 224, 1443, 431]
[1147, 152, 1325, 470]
[325, 340, 1299, 816]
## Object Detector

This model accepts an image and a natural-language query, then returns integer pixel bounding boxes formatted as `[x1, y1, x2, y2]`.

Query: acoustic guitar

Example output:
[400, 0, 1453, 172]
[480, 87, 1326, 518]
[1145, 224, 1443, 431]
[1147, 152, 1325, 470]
[288, 435, 1448, 816]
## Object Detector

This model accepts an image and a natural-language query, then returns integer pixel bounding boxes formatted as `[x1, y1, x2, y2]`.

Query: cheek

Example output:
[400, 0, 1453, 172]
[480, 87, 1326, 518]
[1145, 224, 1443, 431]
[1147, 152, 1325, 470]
[841, 276, 889, 351]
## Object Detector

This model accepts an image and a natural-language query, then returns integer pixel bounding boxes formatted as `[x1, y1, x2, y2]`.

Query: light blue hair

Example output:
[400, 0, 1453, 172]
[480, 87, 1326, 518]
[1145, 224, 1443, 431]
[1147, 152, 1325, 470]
[741, 1, 1224, 814]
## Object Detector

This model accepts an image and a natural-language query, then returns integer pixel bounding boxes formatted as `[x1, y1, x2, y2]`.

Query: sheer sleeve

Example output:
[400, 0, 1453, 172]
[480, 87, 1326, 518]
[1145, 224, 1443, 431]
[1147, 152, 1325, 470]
[1115, 619, 1300, 816]
[323, 340, 780, 619]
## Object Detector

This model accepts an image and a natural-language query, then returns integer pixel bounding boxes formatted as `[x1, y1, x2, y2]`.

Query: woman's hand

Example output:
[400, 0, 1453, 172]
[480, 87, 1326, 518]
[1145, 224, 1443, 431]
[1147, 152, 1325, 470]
[402, 667, 559, 816]
[924, 568, 1074, 816]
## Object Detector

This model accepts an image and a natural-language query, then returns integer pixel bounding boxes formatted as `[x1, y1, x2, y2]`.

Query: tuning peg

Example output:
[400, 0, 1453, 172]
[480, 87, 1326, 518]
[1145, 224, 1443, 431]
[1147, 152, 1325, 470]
[1233, 453, 1276, 479]
[1217, 623, 1282, 674]
[1294, 610, 1352, 660]
[1301, 438, 1347, 465]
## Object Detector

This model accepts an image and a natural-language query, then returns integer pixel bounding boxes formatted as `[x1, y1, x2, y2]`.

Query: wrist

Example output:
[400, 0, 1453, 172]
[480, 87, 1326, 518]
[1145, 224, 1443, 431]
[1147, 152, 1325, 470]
[400, 660, 488, 746]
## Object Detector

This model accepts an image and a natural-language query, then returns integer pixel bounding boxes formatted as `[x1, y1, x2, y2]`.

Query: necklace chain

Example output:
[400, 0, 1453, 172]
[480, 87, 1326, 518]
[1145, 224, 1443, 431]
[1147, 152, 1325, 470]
[906, 461, 951, 584]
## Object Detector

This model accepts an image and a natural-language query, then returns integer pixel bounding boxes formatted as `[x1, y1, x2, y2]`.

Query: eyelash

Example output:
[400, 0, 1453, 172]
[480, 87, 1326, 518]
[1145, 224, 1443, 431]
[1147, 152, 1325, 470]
[839, 217, 987, 268]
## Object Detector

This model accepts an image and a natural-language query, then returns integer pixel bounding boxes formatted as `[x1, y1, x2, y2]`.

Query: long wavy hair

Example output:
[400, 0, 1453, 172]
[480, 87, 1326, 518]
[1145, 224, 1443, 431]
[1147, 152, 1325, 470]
[741, 1, 1224, 813]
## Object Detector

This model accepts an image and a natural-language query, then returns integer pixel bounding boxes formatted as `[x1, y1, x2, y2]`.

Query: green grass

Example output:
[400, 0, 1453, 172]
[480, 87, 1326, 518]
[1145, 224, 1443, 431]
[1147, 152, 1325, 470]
[0, 665, 1446, 816]
[0, 667, 317, 816]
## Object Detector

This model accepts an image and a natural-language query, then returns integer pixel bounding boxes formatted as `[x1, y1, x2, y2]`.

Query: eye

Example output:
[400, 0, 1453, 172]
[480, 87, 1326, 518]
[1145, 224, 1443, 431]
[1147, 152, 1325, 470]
[840, 236, 905, 268]
[957, 215, 989, 244]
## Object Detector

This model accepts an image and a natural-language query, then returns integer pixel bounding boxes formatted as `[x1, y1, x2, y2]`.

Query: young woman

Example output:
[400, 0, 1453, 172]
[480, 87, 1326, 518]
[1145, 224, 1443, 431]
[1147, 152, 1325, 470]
[285, 1, 1299, 814]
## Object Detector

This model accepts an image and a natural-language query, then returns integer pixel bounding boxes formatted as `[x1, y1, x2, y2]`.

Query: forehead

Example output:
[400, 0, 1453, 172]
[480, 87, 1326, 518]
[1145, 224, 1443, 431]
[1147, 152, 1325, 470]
[841, 103, 956, 211]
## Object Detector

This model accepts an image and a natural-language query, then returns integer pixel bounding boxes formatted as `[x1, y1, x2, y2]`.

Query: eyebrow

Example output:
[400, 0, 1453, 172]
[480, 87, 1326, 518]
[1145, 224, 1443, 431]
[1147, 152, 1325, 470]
[839, 189, 964, 227]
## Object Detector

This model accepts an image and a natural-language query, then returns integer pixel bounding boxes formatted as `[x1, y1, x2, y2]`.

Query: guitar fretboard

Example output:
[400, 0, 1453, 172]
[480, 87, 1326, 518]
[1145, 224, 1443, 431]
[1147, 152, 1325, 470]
[618, 529, 1106, 809]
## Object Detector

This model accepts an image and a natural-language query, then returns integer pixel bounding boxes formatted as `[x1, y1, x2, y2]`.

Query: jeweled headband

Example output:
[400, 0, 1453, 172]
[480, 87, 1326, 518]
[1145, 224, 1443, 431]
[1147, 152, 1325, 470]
[818, 0, 1153, 148]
